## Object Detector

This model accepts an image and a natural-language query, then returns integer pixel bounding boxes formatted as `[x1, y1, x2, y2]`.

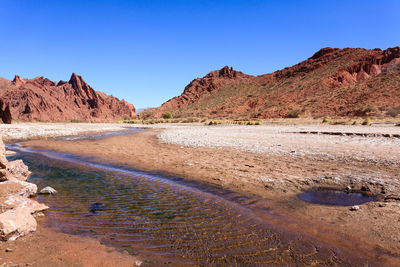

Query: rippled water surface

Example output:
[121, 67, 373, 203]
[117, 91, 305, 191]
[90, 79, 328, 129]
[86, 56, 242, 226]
[6, 141, 378, 265]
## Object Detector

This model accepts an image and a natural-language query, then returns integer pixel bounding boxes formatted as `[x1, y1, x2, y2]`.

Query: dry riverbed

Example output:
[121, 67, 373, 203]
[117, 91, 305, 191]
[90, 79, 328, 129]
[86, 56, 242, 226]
[3, 122, 400, 265]
[0, 123, 134, 142]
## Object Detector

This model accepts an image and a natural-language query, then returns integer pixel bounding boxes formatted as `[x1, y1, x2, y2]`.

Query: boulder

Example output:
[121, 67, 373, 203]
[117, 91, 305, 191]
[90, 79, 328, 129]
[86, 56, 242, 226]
[4, 195, 49, 214]
[0, 180, 25, 197]
[0, 207, 37, 241]
[0, 180, 37, 198]
[0, 135, 7, 169]
[39, 186, 57, 195]
[17, 181, 37, 197]
[6, 160, 31, 181]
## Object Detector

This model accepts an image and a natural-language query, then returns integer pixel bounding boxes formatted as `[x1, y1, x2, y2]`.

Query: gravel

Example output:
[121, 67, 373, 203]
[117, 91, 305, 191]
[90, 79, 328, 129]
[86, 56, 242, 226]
[2, 122, 400, 164]
[158, 124, 400, 162]
[0, 123, 135, 141]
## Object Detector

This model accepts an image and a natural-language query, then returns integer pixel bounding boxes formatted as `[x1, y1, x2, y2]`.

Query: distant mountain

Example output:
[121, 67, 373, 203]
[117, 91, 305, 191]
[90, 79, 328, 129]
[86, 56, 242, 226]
[0, 73, 136, 123]
[144, 46, 400, 119]
[136, 107, 153, 114]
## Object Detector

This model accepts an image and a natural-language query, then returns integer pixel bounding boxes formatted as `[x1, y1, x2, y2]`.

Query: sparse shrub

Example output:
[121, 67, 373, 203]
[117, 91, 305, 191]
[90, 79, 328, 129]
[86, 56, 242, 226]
[255, 120, 262, 125]
[123, 119, 141, 124]
[140, 112, 152, 119]
[352, 120, 358, 125]
[322, 118, 331, 124]
[364, 105, 376, 113]
[284, 110, 301, 118]
[181, 117, 200, 123]
[362, 118, 371, 126]
[162, 112, 173, 119]
[386, 106, 400, 118]
[355, 106, 377, 117]
[205, 120, 223, 125]
[70, 119, 82, 123]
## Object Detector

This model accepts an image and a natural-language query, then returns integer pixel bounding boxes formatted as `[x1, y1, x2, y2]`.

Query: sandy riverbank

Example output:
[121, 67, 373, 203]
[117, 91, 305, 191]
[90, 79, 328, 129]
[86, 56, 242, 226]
[21, 123, 400, 259]
[0, 219, 140, 266]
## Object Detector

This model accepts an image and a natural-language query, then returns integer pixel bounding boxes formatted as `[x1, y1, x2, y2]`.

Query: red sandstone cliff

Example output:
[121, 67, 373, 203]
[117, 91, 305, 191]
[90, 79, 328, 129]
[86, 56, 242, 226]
[0, 73, 136, 123]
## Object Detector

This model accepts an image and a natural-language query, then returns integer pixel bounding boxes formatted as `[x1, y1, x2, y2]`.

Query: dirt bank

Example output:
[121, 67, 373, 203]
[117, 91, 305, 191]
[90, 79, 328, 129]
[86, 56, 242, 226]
[24, 126, 400, 259]
[0, 217, 140, 266]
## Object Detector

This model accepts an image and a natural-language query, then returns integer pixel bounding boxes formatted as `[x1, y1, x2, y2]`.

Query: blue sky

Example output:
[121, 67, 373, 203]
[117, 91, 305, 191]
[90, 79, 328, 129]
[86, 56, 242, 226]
[0, 0, 399, 109]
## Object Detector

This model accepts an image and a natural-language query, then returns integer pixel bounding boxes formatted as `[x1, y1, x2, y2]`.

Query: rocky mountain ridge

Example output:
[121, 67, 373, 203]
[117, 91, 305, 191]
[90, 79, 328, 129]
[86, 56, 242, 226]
[144, 46, 400, 119]
[0, 73, 136, 123]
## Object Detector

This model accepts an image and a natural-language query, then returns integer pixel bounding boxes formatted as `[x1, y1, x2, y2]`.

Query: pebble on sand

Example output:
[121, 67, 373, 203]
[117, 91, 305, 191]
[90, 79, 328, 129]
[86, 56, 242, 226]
[350, 205, 360, 211]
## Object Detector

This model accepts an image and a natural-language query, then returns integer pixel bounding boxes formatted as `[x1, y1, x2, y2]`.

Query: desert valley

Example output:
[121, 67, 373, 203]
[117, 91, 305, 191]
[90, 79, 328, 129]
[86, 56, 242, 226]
[1, 1, 400, 266]
[0, 45, 399, 266]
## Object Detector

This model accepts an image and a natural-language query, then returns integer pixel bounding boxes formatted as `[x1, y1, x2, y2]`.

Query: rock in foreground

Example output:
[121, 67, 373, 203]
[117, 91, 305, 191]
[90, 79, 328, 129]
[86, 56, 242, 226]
[0, 207, 37, 241]
[0, 134, 47, 241]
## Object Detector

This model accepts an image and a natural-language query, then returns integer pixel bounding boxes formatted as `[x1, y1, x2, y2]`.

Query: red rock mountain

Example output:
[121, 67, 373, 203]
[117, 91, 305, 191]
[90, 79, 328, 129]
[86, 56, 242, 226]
[144, 47, 400, 119]
[0, 73, 136, 123]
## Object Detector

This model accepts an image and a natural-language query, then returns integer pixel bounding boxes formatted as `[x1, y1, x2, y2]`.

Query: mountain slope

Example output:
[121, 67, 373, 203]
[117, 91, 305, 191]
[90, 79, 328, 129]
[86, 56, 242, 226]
[0, 73, 136, 123]
[144, 47, 400, 119]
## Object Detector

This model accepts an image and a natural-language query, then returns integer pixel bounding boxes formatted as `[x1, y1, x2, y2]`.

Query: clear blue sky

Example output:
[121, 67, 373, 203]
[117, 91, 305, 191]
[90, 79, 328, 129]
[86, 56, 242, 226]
[0, 0, 399, 109]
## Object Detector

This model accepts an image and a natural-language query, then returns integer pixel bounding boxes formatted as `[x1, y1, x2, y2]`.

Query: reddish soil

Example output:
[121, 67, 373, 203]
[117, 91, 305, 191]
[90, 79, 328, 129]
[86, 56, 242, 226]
[0, 218, 140, 267]
[144, 47, 400, 119]
[25, 129, 400, 263]
[0, 73, 135, 123]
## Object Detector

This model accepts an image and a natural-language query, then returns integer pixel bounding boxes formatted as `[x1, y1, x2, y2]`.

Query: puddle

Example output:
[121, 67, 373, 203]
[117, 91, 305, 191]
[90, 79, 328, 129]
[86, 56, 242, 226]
[299, 190, 376, 206]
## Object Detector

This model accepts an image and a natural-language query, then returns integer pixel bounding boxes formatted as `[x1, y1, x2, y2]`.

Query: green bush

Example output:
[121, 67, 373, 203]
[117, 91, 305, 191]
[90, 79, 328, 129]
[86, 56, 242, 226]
[362, 118, 371, 126]
[162, 112, 173, 119]
[322, 118, 331, 124]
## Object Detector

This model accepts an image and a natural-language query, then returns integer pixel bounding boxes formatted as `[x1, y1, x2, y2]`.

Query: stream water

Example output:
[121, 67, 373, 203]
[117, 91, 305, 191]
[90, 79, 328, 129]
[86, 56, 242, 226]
[4, 132, 386, 265]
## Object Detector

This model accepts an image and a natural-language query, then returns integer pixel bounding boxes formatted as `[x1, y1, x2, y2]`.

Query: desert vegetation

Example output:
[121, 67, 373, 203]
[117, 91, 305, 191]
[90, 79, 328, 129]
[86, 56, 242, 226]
[121, 117, 263, 126]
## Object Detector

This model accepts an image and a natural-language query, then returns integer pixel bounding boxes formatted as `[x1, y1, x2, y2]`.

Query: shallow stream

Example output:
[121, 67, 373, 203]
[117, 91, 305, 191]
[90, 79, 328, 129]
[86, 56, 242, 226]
[4, 131, 387, 265]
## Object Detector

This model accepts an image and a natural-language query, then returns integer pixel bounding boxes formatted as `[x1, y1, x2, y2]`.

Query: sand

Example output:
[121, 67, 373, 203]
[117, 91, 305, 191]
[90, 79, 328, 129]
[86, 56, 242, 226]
[0, 218, 140, 266]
